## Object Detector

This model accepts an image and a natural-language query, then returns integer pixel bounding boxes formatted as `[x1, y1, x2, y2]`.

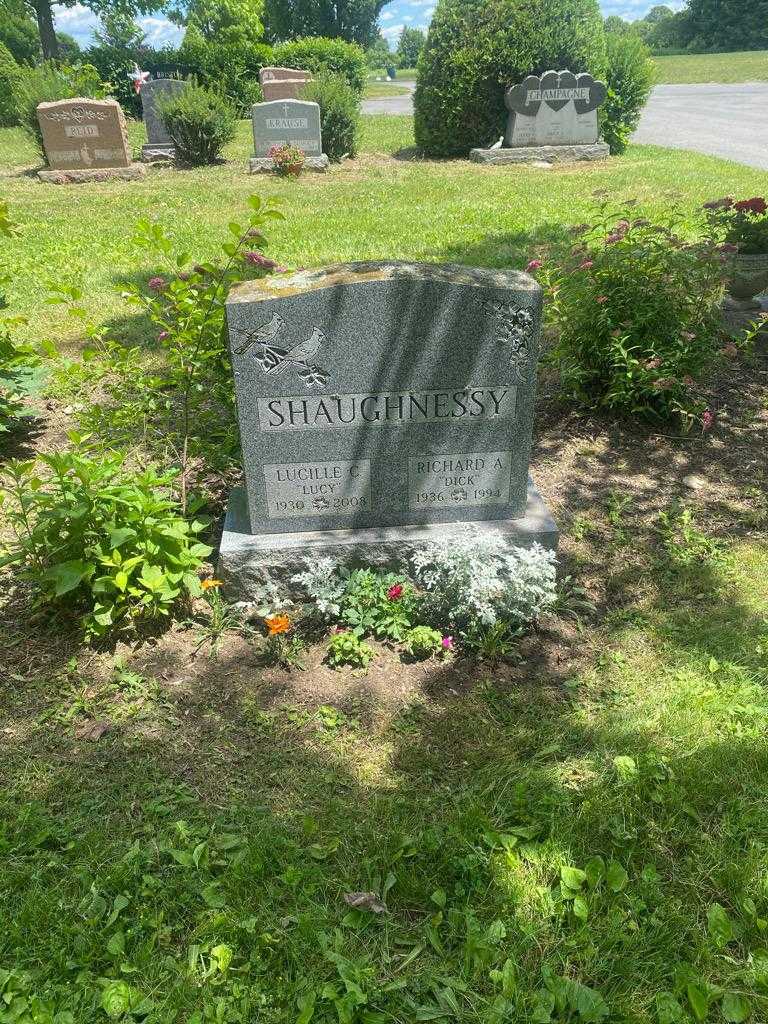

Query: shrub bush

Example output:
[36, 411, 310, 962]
[84, 42, 154, 117]
[157, 82, 237, 166]
[0, 42, 21, 127]
[12, 61, 106, 156]
[600, 33, 654, 155]
[414, 0, 607, 157]
[301, 72, 360, 161]
[173, 39, 273, 116]
[538, 204, 727, 425]
[273, 38, 367, 95]
[0, 440, 211, 639]
[0, 200, 38, 436]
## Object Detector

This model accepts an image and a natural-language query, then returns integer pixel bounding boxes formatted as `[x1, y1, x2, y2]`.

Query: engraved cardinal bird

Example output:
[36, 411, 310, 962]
[232, 314, 329, 386]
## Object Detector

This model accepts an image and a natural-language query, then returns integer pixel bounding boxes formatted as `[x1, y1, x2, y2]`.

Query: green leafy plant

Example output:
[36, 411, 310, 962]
[600, 33, 655, 155]
[656, 501, 725, 573]
[703, 195, 768, 255]
[269, 142, 304, 177]
[0, 436, 211, 639]
[273, 37, 367, 95]
[463, 619, 520, 662]
[123, 194, 284, 509]
[531, 966, 609, 1022]
[337, 570, 417, 641]
[0, 200, 38, 437]
[0, 41, 21, 128]
[261, 612, 306, 669]
[539, 203, 726, 426]
[403, 625, 444, 659]
[302, 71, 361, 162]
[326, 630, 374, 669]
[156, 81, 236, 166]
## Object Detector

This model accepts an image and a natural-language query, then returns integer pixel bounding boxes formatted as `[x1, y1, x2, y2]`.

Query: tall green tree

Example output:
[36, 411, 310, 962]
[263, 0, 390, 46]
[0, 0, 40, 63]
[395, 25, 424, 67]
[172, 0, 264, 45]
[21, 0, 166, 61]
[680, 0, 768, 51]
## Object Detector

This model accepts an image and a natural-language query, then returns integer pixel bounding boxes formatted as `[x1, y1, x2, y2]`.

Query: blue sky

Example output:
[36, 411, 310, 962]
[53, 0, 686, 50]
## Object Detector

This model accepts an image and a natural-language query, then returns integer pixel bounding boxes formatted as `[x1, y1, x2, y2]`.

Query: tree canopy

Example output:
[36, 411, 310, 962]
[263, 0, 390, 46]
[174, 0, 265, 45]
[395, 25, 424, 68]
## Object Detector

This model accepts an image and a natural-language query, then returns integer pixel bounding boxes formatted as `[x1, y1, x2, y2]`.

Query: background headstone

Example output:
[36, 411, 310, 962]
[251, 98, 322, 157]
[259, 66, 313, 102]
[504, 70, 607, 147]
[220, 262, 557, 592]
[140, 78, 187, 160]
[37, 98, 131, 170]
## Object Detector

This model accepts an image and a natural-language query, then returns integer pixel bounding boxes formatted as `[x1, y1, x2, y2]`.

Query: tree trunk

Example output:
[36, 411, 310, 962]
[33, 0, 59, 60]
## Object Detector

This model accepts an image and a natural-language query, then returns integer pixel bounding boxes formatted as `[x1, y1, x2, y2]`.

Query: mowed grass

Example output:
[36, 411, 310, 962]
[3, 540, 768, 1021]
[1, 115, 766, 347]
[652, 50, 768, 84]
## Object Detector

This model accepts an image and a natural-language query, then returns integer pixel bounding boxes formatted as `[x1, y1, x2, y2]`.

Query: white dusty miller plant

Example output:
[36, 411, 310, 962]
[411, 537, 557, 628]
[292, 557, 347, 618]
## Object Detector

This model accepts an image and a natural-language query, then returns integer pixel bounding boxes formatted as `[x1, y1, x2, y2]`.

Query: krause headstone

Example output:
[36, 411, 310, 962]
[140, 77, 187, 161]
[259, 66, 313, 102]
[219, 261, 557, 595]
[249, 99, 329, 173]
[36, 98, 145, 182]
[470, 69, 610, 165]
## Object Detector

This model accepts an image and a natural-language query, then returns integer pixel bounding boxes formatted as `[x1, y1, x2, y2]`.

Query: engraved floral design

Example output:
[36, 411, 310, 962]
[484, 301, 534, 382]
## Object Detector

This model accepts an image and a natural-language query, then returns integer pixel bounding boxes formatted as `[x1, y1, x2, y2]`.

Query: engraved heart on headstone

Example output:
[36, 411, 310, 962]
[504, 75, 542, 117]
[540, 70, 577, 112]
[573, 72, 607, 114]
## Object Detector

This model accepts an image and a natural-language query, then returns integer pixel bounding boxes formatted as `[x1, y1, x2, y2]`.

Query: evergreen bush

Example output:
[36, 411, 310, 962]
[301, 72, 360, 161]
[274, 38, 367, 95]
[0, 42, 21, 128]
[414, 0, 607, 157]
[156, 82, 237, 166]
[600, 33, 654, 155]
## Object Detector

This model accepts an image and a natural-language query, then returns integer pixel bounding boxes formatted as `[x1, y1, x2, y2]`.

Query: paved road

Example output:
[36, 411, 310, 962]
[363, 81, 768, 170]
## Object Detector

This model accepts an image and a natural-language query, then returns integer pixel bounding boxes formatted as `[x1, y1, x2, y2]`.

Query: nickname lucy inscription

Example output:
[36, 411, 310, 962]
[409, 452, 512, 510]
[257, 387, 516, 432]
[263, 460, 372, 518]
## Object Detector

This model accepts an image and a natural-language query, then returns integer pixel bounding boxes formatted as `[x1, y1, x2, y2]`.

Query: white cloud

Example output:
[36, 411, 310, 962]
[52, 3, 181, 47]
[381, 22, 405, 38]
[137, 17, 184, 47]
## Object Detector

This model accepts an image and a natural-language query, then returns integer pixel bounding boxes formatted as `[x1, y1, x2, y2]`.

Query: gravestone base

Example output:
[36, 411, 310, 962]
[141, 143, 175, 161]
[469, 143, 610, 165]
[218, 478, 558, 599]
[249, 154, 329, 173]
[38, 163, 147, 184]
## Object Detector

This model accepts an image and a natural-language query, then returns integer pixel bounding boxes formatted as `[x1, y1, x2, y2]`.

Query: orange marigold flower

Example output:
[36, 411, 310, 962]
[201, 579, 223, 591]
[265, 613, 291, 635]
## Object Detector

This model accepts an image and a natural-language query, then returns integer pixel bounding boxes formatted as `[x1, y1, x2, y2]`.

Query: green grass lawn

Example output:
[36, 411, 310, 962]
[363, 81, 411, 98]
[652, 50, 768, 84]
[1, 113, 768, 1022]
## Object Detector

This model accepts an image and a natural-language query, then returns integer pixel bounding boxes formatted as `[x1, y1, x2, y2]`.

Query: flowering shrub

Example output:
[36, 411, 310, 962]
[294, 563, 416, 641]
[537, 204, 727, 425]
[0, 437, 211, 639]
[703, 196, 768, 255]
[411, 538, 557, 629]
[269, 144, 305, 177]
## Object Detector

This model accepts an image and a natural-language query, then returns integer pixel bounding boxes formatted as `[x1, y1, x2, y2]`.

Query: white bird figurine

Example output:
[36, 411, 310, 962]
[490, 136, 504, 150]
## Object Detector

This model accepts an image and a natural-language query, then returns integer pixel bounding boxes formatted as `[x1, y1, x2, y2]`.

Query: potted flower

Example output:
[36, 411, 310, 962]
[269, 143, 305, 178]
[704, 196, 768, 309]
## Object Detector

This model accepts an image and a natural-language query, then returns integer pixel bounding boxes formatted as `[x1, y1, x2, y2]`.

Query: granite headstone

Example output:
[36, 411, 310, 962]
[219, 261, 558, 593]
[249, 99, 328, 172]
[37, 98, 132, 170]
[259, 66, 313, 101]
[140, 77, 187, 160]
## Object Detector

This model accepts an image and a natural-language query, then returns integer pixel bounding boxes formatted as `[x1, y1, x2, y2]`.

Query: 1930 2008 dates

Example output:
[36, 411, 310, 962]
[272, 494, 370, 515]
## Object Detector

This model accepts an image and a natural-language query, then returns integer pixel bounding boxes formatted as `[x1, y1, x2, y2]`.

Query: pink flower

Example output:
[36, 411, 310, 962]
[441, 636, 454, 651]
[578, 260, 594, 270]
[734, 197, 767, 214]
[702, 409, 714, 431]
[386, 584, 404, 601]
[526, 259, 543, 273]
[148, 276, 165, 291]
[596, 295, 609, 304]
[644, 357, 662, 370]
[605, 232, 623, 244]
[244, 251, 277, 270]
[616, 220, 630, 232]
[247, 227, 264, 238]
[703, 197, 733, 210]
[158, 330, 170, 341]
[683, 375, 695, 386]
[274, 265, 288, 274]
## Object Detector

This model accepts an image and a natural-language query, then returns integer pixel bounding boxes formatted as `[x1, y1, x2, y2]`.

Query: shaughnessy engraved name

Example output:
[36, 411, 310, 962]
[256, 386, 516, 432]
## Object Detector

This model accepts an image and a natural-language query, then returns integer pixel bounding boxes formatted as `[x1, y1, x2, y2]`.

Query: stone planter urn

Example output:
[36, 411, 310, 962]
[727, 252, 768, 310]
